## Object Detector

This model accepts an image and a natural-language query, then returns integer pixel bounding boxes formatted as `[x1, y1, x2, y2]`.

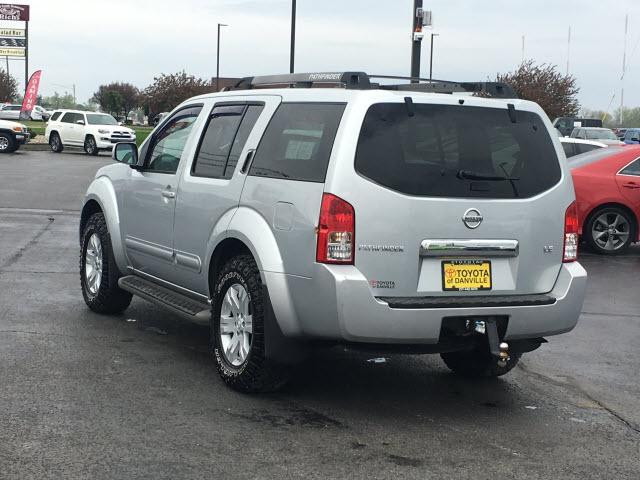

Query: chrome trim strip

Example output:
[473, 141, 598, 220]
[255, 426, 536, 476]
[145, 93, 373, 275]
[175, 251, 202, 273]
[127, 267, 210, 303]
[125, 236, 173, 262]
[420, 239, 519, 257]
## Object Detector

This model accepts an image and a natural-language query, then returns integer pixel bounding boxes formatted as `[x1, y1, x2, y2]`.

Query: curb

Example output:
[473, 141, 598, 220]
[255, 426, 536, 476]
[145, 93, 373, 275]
[21, 143, 51, 151]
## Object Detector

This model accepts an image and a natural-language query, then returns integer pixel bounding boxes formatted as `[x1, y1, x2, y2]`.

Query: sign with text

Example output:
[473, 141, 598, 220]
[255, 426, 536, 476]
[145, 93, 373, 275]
[0, 47, 24, 56]
[0, 28, 24, 37]
[0, 4, 29, 21]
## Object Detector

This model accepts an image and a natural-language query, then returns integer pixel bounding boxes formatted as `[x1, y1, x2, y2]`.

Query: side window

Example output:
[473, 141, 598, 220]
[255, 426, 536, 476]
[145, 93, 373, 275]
[620, 159, 640, 176]
[575, 144, 600, 155]
[77, 113, 86, 124]
[249, 103, 346, 182]
[61, 112, 75, 123]
[145, 106, 202, 174]
[562, 142, 574, 157]
[50, 111, 61, 121]
[225, 105, 264, 177]
[192, 105, 245, 179]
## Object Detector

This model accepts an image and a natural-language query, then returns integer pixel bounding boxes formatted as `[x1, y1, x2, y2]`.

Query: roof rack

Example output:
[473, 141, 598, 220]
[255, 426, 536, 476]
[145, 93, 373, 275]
[230, 72, 517, 99]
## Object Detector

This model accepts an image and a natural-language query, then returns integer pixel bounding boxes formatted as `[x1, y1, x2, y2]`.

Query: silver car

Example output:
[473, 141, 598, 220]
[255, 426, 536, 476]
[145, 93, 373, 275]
[79, 72, 587, 392]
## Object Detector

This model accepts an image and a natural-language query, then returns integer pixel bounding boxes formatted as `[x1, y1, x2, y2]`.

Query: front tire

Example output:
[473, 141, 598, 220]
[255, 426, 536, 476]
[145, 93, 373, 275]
[441, 349, 521, 378]
[84, 135, 99, 156]
[80, 212, 132, 314]
[0, 132, 15, 153]
[49, 132, 63, 153]
[211, 255, 289, 393]
[585, 207, 634, 254]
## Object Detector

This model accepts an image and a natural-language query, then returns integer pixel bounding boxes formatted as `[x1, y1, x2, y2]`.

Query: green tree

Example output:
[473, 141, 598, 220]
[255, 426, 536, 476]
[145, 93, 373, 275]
[0, 69, 18, 103]
[91, 82, 140, 119]
[142, 71, 212, 116]
[496, 60, 580, 119]
[41, 92, 77, 109]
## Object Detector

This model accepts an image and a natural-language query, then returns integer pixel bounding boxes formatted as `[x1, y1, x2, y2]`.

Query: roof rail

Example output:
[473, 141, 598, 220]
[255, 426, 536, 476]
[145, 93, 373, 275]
[229, 71, 517, 99]
[232, 72, 370, 90]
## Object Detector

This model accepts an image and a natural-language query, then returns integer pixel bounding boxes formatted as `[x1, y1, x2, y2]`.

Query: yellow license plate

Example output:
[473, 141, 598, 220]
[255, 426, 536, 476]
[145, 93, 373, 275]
[442, 260, 492, 291]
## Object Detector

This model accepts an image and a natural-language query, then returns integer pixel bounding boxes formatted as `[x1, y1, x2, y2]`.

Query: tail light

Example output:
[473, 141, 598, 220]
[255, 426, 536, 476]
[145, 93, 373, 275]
[316, 193, 355, 264]
[563, 201, 579, 262]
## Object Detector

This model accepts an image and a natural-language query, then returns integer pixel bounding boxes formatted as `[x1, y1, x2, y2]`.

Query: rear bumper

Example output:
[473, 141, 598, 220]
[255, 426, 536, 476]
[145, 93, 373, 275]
[265, 262, 587, 344]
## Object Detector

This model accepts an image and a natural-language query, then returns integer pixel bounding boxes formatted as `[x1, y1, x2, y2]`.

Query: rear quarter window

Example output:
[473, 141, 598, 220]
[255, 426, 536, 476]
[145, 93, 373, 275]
[354, 103, 561, 199]
[249, 103, 346, 182]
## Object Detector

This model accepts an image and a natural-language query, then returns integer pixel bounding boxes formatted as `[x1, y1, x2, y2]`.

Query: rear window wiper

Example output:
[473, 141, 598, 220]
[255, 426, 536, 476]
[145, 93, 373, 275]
[457, 170, 519, 181]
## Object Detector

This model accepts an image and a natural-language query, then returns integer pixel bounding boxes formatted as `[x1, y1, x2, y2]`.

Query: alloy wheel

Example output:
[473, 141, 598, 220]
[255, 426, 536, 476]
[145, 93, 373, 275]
[219, 283, 253, 367]
[0, 136, 9, 151]
[591, 212, 630, 251]
[84, 233, 103, 294]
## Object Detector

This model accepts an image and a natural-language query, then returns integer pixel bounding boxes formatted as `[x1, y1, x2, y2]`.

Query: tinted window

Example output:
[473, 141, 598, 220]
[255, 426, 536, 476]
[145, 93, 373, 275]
[50, 111, 62, 121]
[192, 105, 245, 179]
[355, 103, 561, 199]
[250, 103, 346, 182]
[146, 106, 202, 174]
[562, 142, 575, 157]
[226, 105, 264, 176]
[61, 112, 76, 123]
[575, 143, 602, 155]
[620, 159, 640, 176]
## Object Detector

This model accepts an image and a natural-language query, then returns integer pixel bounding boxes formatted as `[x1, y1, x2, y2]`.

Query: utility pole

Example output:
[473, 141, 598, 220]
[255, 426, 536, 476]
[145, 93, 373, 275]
[566, 26, 571, 75]
[521, 35, 525, 63]
[216, 23, 228, 92]
[290, 0, 296, 73]
[429, 33, 439, 82]
[620, 14, 628, 125]
[410, 0, 424, 82]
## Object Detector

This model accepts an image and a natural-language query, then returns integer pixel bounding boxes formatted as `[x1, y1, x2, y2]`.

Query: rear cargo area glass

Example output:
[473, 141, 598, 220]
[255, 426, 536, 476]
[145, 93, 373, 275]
[355, 103, 561, 198]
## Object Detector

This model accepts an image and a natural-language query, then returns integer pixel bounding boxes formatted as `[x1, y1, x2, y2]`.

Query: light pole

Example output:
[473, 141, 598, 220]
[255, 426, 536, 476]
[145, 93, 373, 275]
[290, 0, 296, 73]
[216, 23, 228, 92]
[429, 33, 439, 82]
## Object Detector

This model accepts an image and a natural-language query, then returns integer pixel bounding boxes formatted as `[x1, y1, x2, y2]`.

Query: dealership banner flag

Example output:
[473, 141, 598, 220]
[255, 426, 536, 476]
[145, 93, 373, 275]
[20, 70, 41, 120]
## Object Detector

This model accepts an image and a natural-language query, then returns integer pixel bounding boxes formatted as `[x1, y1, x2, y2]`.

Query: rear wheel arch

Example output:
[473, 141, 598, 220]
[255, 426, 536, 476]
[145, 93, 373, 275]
[207, 238, 252, 295]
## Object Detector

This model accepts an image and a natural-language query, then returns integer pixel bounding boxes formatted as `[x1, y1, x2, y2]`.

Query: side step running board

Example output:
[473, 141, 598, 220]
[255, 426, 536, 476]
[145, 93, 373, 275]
[118, 275, 211, 324]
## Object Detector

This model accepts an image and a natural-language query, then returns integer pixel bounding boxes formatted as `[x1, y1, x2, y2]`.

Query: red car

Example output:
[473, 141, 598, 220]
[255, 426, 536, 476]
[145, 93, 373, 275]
[570, 145, 640, 254]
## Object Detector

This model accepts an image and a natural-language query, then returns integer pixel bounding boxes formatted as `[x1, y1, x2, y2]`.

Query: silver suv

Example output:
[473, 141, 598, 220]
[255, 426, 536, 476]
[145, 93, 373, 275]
[79, 72, 587, 392]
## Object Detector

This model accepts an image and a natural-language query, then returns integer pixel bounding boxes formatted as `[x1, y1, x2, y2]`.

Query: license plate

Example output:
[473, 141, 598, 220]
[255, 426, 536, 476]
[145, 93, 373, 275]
[441, 260, 492, 291]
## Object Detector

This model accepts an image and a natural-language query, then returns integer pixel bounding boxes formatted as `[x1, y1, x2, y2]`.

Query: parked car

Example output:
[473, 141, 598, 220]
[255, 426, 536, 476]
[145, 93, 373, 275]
[45, 110, 136, 155]
[151, 112, 169, 126]
[570, 127, 624, 145]
[614, 127, 628, 140]
[570, 145, 640, 254]
[79, 71, 587, 392]
[622, 128, 640, 145]
[0, 118, 29, 152]
[553, 117, 602, 137]
[30, 105, 51, 122]
[0, 104, 22, 120]
[560, 137, 607, 158]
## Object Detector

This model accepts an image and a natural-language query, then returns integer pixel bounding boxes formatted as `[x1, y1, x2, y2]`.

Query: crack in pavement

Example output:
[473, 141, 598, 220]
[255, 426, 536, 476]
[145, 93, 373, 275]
[0, 217, 55, 271]
[518, 361, 640, 435]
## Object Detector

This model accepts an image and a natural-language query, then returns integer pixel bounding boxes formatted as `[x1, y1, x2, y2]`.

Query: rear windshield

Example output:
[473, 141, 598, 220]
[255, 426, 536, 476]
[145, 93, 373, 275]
[586, 129, 617, 141]
[355, 103, 561, 198]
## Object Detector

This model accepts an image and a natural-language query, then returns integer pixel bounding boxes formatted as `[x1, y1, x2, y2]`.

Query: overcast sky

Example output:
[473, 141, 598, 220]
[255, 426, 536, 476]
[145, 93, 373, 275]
[7, 0, 640, 112]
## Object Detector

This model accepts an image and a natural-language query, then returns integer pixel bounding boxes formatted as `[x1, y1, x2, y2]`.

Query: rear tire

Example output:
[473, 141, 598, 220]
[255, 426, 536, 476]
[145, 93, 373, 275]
[80, 212, 132, 314]
[441, 349, 521, 378]
[49, 132, 63, 153]
[585, 206, 634, 255]
[211, 254, 289, 393]
[0, 132, 15, 153]
[84, 135, 99, 156]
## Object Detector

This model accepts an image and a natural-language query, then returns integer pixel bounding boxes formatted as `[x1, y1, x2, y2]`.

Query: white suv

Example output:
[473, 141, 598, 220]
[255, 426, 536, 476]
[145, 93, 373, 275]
[45, 110, 136, 155]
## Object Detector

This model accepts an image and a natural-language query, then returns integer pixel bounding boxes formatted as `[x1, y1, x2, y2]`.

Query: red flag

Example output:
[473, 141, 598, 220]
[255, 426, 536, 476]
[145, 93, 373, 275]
[20, 70, 42, 121]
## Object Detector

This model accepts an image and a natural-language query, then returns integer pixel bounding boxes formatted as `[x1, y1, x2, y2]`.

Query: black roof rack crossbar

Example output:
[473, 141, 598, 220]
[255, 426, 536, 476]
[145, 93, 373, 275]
[232, 72, 371, 90]
[230, 71, 517, 98]
[370, 75, 518, 99]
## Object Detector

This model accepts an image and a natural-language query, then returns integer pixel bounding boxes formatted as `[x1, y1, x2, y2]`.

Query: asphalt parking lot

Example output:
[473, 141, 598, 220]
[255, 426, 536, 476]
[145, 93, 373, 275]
[1, 150, 639, 479]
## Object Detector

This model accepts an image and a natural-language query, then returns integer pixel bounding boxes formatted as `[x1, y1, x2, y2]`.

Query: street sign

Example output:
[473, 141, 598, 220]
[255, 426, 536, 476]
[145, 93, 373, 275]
[0, 28, 24, 37]
[0, 47, 24, 57]
[0, 4, 29, 21]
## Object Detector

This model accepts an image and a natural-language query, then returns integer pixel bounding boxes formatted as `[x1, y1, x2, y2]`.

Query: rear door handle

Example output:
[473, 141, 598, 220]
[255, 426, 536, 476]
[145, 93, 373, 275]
[161, 186, 176, 199]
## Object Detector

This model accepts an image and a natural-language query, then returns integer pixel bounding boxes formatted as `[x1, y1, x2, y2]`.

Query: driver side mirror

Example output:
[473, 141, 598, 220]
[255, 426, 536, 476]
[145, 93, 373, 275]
[113, 142, 141, 168]
[76, 119, 85, 125]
